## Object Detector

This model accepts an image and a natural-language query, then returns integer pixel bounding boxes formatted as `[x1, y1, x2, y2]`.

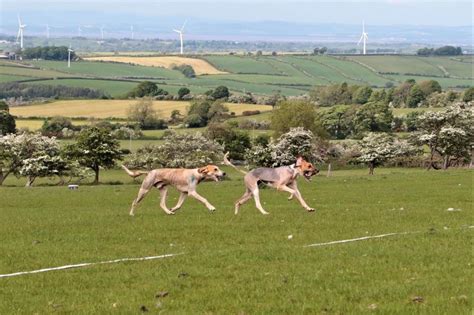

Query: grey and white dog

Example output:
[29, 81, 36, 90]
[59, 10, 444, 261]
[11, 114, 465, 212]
[224, 153, 319, 215]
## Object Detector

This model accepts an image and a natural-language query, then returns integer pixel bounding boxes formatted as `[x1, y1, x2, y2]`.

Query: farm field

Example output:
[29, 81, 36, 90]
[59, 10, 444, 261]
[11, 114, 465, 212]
[84, 56, 227, 75]
[1, 55, 471, 97]
[0, 168, 471, 313]
[9, 100, 271, 119]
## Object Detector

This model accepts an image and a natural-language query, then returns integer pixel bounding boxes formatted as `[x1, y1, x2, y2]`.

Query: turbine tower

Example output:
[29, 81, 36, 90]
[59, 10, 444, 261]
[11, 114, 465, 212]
[68, 45, 74, 68]
[17, 15, 26, 49]
[100, 25, 105, 40]
[78, 25, 82, 37]
[357, 20, 369, 55]
[173, 20, 187, 55]
[46, 24, 50, 39]
[131, 25, 134, 40]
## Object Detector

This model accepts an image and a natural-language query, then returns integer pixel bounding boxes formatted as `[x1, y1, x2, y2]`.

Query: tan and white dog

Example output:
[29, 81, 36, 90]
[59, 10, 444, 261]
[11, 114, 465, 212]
[224, 154, 318, 215]
[122, 165, 225, 216]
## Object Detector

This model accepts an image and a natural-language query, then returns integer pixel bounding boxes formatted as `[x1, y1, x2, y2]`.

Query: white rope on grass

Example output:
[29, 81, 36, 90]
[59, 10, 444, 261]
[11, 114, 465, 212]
[304, 226, 474, 248]
[0, 253, 183, 279]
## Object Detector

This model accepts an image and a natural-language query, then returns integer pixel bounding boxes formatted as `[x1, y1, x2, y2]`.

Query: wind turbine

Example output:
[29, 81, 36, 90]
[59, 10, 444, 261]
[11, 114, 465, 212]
[46, 24, 51, 39]
[130, 25, 134, 40]
[68, 45, 74, 68]
[77, 25, 82, 37]
[357, 20, 369, 55]
[173, 20, 187, 55]
[17, 15, 26, 49]
[100, 25, 105, 40]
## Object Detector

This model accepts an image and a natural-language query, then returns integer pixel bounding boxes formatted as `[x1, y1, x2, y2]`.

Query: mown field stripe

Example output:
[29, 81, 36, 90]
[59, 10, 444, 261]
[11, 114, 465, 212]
[304, 225, 473, 248]
[0, 253, 183, 279]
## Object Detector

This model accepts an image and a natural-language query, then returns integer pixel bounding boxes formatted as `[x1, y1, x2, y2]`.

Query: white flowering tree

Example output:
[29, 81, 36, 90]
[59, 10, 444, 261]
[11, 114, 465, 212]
[414, 102, 473, 169]
[126, 131, 223, 169]
[0, 133, 70, 186]
[245, 127, 325, 167]
[357, 133, 396, 175]
[357, 133, 421, 174]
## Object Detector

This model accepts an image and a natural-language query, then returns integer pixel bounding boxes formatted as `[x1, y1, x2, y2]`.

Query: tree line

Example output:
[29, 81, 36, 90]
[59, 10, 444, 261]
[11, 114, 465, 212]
[417, 46, 463, 56]
[21, 46, 78, 61]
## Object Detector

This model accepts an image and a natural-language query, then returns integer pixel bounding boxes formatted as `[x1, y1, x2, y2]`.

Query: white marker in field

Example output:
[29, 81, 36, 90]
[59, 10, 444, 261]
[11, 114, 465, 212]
[173, 20, 187, 55]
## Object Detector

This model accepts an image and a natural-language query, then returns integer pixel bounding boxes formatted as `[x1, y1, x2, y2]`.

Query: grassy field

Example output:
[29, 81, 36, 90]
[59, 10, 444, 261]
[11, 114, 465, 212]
[2, 55, 471, 97]
[0, 168, 471, 313]
[30, 60, 184, 79]
[84, 56, 227, 75]
[10, 100, 271, 119]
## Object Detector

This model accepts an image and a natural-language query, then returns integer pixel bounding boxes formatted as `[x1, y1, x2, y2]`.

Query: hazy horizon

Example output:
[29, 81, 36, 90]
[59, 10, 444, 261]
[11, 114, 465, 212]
[1, 0, 472, 44]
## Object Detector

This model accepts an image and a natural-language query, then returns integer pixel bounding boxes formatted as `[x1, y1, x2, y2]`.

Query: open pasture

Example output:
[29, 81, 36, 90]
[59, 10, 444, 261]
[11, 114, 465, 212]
[84, 56, 227, 75]
[0, 168, 471, 313]
[10, 99, 271, 119]
[1, 55, 471, 96]
[29, 60, 184, 79]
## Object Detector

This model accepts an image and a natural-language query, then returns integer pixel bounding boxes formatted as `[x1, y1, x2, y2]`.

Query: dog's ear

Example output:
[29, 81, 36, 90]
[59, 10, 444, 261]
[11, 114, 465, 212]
[295, 156, 303, 167]
[198, 166, 209, 174]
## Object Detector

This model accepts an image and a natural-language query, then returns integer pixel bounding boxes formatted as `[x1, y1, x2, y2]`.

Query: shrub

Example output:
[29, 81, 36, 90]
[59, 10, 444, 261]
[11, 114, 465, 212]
[177, 87, 191, 99]
[172, 65, 196, 78]
[126, 132, 223, 169]
[242, 110, 261, 116]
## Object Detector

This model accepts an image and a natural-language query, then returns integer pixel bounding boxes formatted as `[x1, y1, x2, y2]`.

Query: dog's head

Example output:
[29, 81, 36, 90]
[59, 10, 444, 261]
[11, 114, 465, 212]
[198, 165, 226, 182]
[295, 156, 319, 181]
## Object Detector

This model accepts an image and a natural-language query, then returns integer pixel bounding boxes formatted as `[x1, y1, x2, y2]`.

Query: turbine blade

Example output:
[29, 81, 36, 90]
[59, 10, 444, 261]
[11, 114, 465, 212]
[17, 29, 21, 41]
[181, 20, 187, 31]
[173, 29, 181, 33]
[18, 15, 22, 25]
[357, 34, 363, 45]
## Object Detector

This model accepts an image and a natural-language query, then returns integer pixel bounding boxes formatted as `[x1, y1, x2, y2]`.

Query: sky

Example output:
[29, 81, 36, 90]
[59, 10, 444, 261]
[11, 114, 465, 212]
[2, 0, 472, 26]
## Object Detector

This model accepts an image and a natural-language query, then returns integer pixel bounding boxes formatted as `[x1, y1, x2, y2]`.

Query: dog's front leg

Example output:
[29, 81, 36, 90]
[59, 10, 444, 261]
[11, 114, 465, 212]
[159, 187, 175, 215]
[189, 191, 216, 212]
[279, 185, 314, 212]
[171, 192, 187, 212]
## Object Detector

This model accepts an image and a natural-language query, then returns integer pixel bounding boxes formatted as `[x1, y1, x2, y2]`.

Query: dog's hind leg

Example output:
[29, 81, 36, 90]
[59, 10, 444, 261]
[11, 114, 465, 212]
[252, 188, 269, 215]
[171, 192, 187, 212]
[158, 186, 175, 215]
[234, 189, 252, 215]
[130, 188, 149, 216]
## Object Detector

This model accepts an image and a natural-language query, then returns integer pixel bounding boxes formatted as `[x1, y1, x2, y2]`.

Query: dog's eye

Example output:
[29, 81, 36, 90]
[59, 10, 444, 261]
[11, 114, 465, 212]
[214, 168, 218, 171]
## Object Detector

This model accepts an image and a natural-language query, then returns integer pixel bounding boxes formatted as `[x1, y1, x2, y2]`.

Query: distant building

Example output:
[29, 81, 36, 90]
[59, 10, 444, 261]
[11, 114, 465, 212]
[0, 51, 16, 60]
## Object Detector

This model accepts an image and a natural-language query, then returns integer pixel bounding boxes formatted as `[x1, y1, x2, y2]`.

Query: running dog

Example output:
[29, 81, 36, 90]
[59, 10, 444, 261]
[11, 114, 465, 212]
[224, 153, 318, 215]
[122, 165, 225, 216]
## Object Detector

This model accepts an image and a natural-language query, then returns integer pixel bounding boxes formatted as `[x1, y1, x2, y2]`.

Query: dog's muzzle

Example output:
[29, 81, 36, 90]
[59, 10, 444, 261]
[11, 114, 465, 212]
[303, 169, 318, 181]
[212, 173, 226, 182]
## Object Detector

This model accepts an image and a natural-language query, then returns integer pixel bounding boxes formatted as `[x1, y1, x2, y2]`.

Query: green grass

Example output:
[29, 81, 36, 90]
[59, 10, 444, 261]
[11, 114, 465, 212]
[0, 74, 34, 82]
[0, 168, 471, 313]
[349, 56, 445, 77]
[29, 60, 183, 79]
[0, 65, 71, 78]
[203, 55, 284, 75]
[29, 79, 139, 97]
[392, 107, 444, 117]
[386, 74, 473, 88]
[0, 56, 471, 95]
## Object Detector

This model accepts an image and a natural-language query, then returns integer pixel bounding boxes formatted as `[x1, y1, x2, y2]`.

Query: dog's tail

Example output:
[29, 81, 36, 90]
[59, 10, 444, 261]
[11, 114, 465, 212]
[121, 165, 149, 178]
[223, 152, 248, 175]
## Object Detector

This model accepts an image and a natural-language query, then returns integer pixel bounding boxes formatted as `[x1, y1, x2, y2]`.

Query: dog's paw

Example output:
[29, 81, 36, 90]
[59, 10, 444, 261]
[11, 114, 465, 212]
[288, 195, 294, 200]
[166, 211, 175, 215]
[208, 207, 216, 212]
[306, 207, 315, 212]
